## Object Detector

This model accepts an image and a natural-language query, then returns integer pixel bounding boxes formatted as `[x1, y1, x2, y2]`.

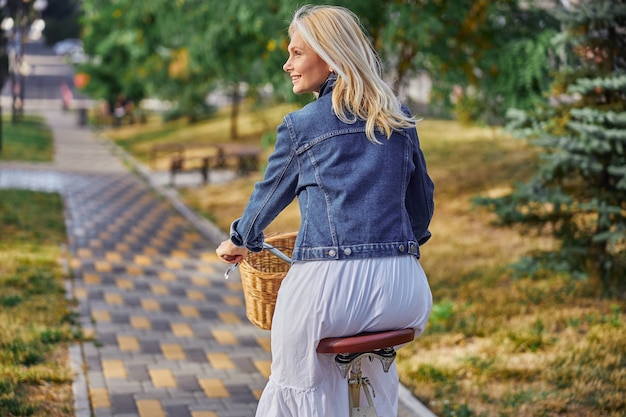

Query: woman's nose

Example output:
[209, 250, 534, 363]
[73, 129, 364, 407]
[283, 58, 291, 73]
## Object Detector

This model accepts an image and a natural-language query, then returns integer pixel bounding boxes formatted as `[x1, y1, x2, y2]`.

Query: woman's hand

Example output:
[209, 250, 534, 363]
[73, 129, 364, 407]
[216, 239, 248, 264]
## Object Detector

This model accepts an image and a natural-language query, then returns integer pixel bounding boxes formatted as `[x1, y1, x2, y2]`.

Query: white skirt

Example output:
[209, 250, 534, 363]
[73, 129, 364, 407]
[255, 256, 432, 417]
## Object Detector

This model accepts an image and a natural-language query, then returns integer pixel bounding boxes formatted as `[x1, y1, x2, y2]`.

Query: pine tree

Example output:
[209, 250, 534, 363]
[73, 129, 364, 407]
[476, 0, 626, 292]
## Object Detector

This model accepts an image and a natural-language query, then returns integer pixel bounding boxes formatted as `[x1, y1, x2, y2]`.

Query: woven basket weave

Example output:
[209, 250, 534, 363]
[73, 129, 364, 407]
[239, 232, 296, 330]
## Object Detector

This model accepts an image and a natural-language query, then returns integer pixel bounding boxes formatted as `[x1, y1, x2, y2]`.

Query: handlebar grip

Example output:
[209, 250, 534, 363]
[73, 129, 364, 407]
[223, 243, 291, 280]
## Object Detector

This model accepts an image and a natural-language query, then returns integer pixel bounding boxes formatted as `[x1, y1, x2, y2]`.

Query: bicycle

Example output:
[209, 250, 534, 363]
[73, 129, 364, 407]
[225, 241, 414, 417]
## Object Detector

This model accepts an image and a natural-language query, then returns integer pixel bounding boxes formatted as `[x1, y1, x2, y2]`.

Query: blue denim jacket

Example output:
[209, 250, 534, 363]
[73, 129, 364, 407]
[230, 76, 434, 261]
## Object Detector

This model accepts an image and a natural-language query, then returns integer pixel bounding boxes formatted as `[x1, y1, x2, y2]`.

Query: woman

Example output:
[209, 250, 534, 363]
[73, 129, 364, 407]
[216, 4, 434, 416]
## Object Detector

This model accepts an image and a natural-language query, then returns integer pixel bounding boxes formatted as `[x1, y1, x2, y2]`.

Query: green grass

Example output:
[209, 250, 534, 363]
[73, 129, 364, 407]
[0, 116, 54, 162]
[0, 116, 78, 415]
[101, 105, 626, 417]
[0, 189, 79, 417]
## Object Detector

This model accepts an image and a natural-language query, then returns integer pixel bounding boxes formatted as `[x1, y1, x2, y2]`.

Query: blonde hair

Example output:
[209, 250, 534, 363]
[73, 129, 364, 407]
[289, 4, 415, 143]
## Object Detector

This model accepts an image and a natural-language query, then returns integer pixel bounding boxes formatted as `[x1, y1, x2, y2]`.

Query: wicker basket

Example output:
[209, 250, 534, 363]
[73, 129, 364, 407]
[239, 232, 297, 330]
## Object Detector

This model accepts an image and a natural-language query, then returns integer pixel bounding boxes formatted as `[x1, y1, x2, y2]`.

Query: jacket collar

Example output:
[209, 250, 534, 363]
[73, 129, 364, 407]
[318, 73, 337, 98]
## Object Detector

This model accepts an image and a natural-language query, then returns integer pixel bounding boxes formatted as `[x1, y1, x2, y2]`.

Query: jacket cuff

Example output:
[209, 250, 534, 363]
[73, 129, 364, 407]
[229, 219, 264, 252]
[418, 230, 432, 246]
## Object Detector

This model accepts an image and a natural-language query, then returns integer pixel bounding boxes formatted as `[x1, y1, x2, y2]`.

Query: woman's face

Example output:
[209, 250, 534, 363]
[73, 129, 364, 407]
[283, 30, 331, 95]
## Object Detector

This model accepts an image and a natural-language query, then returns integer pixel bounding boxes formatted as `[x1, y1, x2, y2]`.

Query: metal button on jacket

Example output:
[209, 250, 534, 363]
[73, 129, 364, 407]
[398, 244, 405, 252]
[344, 248, 352, 256]
[328, 249, 337, 257]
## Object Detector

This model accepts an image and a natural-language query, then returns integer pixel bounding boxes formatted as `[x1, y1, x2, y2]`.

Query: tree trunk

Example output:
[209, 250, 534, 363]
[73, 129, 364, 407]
[0, 104, 3, 153]
[392, 43, 416, 100]
[230, 82, 240, 140]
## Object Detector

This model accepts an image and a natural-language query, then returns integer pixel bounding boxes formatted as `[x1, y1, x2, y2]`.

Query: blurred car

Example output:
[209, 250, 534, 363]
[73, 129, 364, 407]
[53, 38, 83, 56]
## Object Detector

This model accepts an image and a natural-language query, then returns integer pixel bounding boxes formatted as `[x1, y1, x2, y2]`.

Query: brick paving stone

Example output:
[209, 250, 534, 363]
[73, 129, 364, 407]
[110, 393, 137, 414]
[177, 375, 202, 392]
[127, 365, 151, 382]
[163, 405, 192, 417]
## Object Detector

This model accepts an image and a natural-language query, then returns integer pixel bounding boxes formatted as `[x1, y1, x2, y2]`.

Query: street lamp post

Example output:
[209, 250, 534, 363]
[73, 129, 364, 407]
[0, 0, 13, 153]
[7, 0, 47, 124]
[18, 0, 46, 121]
[0, 0, 47, 152]
[12, 0, 26, 122]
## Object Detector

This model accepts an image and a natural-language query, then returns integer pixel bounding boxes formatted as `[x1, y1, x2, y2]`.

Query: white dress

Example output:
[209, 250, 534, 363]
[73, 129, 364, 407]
[254, 256, 433, 417]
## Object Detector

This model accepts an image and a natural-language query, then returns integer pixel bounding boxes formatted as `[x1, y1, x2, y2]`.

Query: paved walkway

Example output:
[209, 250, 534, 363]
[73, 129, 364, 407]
[0, 107, 434, 417]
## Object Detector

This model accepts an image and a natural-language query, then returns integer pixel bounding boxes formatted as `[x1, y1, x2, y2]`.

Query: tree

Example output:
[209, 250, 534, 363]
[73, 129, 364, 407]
[475, 0, 626, 293]
[79, 0, 148, 117]
[76, 0, 562, 131]
[325, 0, 559, 123]
[78, 0, 292, 127]
[454, 1, 560, 125]
[79, 0, 216, 122]
[188, 0, 290, 138]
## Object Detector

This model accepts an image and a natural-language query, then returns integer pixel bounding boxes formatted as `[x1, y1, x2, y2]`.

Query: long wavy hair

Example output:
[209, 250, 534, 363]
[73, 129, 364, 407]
[289, 4, 416, 143]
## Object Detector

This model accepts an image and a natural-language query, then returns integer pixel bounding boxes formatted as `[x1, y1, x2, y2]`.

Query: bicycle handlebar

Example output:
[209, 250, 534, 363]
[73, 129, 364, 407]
[223, 242, 292, 279]
[262, 242, 293, 264]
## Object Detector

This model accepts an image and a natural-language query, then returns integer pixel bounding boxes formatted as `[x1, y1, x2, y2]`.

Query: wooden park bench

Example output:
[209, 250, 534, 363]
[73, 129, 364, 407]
[150, 142, 262, 185]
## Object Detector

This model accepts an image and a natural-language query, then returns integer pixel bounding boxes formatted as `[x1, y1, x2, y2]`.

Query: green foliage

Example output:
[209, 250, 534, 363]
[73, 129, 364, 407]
[441, 402, 476, 417]
[455, 26, 558, 126]
[78, 0, 290, 125]
[0, 294, 23, 307]
[261, 131, 277, 150]
[476, 0, 626, 291]
[387, 0, 560, 124]
[428, 300, 457, 333]
[79, 0, 150, 107]
[508, 252, 588, 281]
[75, 0, 560, 127]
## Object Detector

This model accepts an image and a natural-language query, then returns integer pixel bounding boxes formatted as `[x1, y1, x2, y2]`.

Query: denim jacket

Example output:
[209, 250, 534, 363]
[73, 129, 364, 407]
[230, 76, 434, 261]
